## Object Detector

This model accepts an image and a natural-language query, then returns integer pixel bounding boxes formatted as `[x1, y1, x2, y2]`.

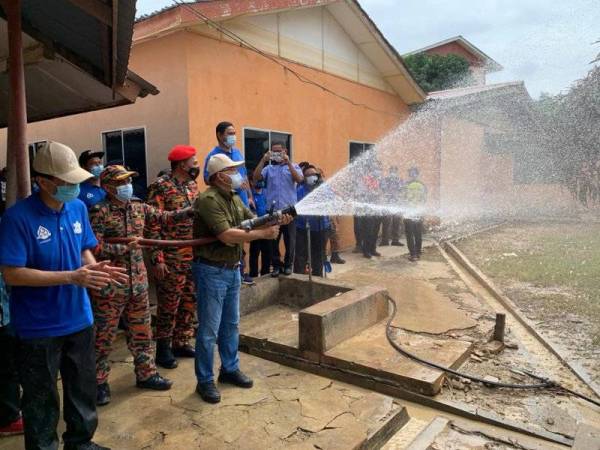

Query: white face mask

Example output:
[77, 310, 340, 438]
[271, 152, 283, 163]
[306, 175, 318, 186]
[225, 135, 237, 148]
[228, 172, 243, 190]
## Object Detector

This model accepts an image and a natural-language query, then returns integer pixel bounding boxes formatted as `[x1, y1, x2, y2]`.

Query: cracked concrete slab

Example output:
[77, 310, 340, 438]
[35, 346, 407, 450]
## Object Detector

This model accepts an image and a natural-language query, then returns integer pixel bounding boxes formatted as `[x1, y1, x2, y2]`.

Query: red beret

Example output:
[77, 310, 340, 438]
[168, 145, 197, 162]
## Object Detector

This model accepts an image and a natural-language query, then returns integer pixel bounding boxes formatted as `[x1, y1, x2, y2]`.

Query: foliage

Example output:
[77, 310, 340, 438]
[404, 53, 474, 92]
[533, 61, 600, 205]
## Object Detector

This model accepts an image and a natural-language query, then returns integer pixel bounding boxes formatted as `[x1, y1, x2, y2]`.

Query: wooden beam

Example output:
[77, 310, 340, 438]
[4, 0, 30, 205]
[66, 0, 111, 26]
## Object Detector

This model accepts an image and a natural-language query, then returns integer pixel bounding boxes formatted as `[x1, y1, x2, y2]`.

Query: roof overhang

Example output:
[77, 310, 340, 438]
[424, 81, 535, 131]
[406, 35, 503, 73]
[134, 0, 426, 105]
[0, 1, 159, 128]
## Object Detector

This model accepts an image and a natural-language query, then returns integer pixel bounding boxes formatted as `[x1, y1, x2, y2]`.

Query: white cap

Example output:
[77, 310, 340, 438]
[206, 153, 244, 178]
[33, 141, 93, 184]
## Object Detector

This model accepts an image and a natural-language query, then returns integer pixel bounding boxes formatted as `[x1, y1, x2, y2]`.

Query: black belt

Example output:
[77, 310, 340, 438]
[195, 257, 240, 270]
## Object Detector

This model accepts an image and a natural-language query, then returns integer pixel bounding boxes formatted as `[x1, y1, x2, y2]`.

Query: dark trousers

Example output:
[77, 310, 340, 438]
[271, 223, 296, 270]
[0, 326, 20, 427]
[17, 326, 98, 450]
[381, 215, 403, 244]
[294, 228, 327, 277]
[404, 218, 423, 257]
[353, 217, 364, 248]
[249, 239, 271, 277]
[362, 217, 382, 255]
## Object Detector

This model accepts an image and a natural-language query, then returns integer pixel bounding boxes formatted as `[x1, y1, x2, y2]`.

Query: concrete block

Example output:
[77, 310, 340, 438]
[298, 286, 389, 353]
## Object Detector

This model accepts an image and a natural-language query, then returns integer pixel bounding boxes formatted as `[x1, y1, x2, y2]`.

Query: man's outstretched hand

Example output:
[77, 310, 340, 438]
[72, 261, 129, 289]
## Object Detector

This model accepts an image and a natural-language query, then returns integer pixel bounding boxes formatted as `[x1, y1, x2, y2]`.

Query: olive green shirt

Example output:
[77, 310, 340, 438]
[193, 186, 254, 263]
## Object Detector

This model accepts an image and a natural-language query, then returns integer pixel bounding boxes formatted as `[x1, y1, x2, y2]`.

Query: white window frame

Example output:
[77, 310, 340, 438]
[242, 126, 294, 158]
[348, 140, 375, 161]
[99, 126, 149, 182]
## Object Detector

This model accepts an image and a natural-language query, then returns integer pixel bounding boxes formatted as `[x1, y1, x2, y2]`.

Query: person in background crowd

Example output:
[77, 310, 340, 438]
[203, 122, 255, 285]
[0, 267, 23, 437]
[404, 167, 427, 262]
[89, 165, 193, 406]
[253, 141, 303, 277]
[147, 145, 199, 369]
[248, 176, 271, 277]
[294, 166, 330, 277]
[192, 154, 288, 404]
[0, 141, 127, 450]
[316, 167, 345, 264]
[358, 160, 383, 259]
[0, 167, 6, 216]
[380, 165, 405, 247]
[78, 150, 107, 209]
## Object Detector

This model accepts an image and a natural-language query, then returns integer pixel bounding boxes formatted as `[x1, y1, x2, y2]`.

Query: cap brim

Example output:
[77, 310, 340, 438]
[112, 170, 139, 181]
[226, 160, 244, 169]
[57, 167, 94, 184]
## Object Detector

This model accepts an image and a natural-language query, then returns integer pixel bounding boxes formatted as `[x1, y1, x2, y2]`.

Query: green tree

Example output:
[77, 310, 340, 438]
[404, 53, 473, 92]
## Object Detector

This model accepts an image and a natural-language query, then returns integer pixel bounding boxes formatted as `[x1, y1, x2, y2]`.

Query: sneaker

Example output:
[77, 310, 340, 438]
[372, 251, 382, 257]
[218, 369, 254, 388]
[0, 417, 24, 436]
[362, 252, 372, 259]
[96, 382, 111, 406]
[380, 241, 390, 246]
[330, 253, 346, 264]
[391, 241, 405, 246]
[283, 267, 293, 276]
[271, 268, 280, 278]
[408, 255, 417, 262]
[196, 382, 221, 404]
[136, 373, 173, 391]
[242, 274, 255, 285]
[64, 441, 111, 450]
[172, 344, 195, 358]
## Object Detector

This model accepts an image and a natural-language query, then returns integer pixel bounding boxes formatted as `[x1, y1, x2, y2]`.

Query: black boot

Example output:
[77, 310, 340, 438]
[330, 252, 346, 264]
[96, 382, 111, 406]
[218, 369, 253, 388]
[136, 373, 173, 390]
[156, 338, 178, 369]
[64, 442, 111, 450]
[196, 382, 221, 403]
[173, 344, 195, 358]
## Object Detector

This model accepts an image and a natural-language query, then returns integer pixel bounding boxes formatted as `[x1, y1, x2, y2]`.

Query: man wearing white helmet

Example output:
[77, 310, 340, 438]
[192, 153, 291, 404]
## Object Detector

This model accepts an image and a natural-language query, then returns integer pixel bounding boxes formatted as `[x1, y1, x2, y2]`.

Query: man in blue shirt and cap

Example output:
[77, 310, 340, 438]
[78, 150, 107, 209]
[0, 141, 128, 450]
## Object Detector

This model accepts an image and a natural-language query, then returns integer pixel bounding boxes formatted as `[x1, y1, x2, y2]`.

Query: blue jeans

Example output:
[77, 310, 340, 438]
[193, 262, 241, 383]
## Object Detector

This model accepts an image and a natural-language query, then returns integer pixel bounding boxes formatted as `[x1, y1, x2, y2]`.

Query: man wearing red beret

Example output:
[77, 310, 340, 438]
[146, 145, 200, 368]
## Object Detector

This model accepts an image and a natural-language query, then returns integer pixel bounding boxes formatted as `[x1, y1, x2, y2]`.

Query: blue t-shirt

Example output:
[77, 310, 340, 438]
[252, 189, 267, 216]
[295, 184, 331, 231]
[203, 146, 249, 206]
[0, 194, 98, 338]
[78, 182, 106, 209]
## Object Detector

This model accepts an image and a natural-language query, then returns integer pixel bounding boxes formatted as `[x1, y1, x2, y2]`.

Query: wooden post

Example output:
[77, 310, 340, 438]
[4, 0, 30, 207]
[493, 313, 506, 343]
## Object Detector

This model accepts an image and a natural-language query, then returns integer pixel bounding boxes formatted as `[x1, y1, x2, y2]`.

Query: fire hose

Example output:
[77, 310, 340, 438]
[104, 205, 298, 247]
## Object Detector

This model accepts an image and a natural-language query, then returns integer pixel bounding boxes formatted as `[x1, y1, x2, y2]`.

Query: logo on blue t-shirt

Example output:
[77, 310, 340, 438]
[73, 221, 82, 234]
[36, 225, 51, 242]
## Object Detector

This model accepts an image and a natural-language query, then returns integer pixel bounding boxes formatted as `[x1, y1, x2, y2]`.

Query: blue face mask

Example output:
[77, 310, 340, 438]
[225, 135, 237, 148]
[116, 183, 134, 202]
[53, 183, 80, 203]
[229, 173, 243, 190]
[90, 164, 104, 178]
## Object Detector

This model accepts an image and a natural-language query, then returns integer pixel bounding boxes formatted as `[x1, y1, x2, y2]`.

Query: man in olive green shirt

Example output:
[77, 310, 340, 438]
[192, 154, 286, 404]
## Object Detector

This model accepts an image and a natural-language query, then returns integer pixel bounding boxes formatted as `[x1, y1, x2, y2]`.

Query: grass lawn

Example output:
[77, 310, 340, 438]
[458, 222, 600, 345]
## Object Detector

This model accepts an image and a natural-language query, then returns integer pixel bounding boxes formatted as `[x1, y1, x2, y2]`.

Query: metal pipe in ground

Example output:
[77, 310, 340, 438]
[493, 313, 506, 342]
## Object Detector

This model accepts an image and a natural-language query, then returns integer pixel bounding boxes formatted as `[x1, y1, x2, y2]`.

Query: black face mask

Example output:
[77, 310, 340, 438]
[188, 167, 200, 180]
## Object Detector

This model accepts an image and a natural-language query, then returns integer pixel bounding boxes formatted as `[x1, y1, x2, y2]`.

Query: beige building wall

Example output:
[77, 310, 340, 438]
[0, 31, 190, 179]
